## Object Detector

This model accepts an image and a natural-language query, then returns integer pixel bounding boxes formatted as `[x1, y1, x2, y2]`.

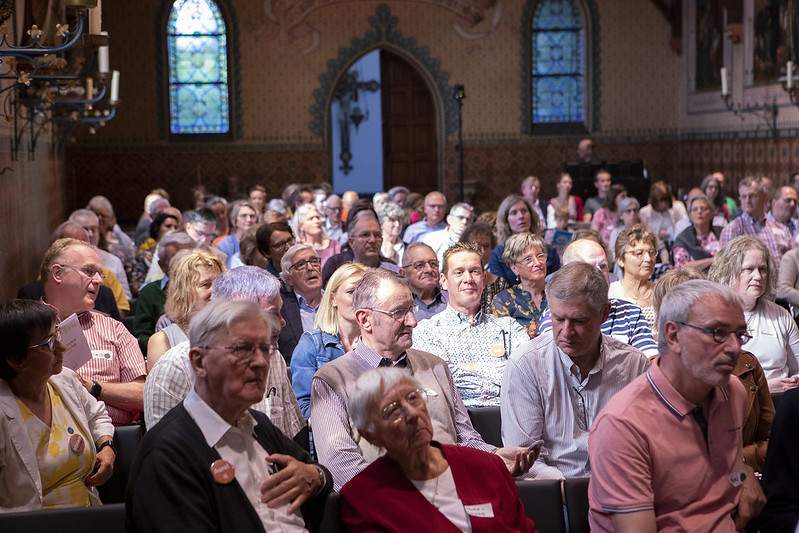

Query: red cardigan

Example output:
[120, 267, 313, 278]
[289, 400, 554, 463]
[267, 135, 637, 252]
[340, 443, 537, 532]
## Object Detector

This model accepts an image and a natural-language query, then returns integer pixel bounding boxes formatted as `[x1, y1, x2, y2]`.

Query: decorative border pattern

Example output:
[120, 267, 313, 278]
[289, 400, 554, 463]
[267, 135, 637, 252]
[154, 0, 243, 140]
[519, 0, 601, 134]
[309, 3, 457, 139]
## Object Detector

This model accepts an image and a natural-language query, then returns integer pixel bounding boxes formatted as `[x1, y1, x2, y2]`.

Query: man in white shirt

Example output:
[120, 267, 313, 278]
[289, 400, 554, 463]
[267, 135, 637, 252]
[129, 299, 331, 533]
[69, 209, 132, 301]
[502, 262, 650, 479]
[421, 202, 474, 265]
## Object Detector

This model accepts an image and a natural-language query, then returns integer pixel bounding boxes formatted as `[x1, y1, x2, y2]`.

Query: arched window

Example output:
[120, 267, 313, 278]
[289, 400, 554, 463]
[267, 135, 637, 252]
[167, 0, 229, 135]
[522, 0, 598, 134]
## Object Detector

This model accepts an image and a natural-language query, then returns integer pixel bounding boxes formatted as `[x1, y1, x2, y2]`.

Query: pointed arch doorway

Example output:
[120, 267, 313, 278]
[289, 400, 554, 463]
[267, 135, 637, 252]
[330, 49, 439, 196]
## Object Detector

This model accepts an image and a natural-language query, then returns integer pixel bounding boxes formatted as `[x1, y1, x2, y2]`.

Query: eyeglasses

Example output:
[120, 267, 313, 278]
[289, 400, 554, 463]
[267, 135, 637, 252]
[364, 305, 419, 321]
[355, 231, 382, 240]
[201, 342, 277, 365]
[381, 388, 428, 424]
[290, 257, 322, 271]
[271, 237, 295, 251]
[238, 213, 257, 220]
[28, 331, 59, 352]
[402, 260, 439, 271]
[624, 249, 657, 260]
[677, 322, 753, 345]
[450, 214, 474, 223]
[426, 204, 446, 210]
[58, 264, 106, 279]
[515, 252, 546, 266]
[191, 228, 216, 239]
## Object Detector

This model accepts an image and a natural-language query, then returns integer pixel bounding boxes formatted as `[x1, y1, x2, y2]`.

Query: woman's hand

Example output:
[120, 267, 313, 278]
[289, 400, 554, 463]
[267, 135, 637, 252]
[85, 442, 115, 486]
[768, 375, 799, 393]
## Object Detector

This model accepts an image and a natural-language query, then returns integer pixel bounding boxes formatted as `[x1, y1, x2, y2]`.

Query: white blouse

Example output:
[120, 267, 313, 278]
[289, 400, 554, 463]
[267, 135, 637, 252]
[743, 299, 799, 381]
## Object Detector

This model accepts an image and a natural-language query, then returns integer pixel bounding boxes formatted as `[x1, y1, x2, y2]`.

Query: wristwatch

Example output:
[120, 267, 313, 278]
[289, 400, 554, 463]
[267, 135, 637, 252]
[97, 439, 117, 456]
[314, 465, 327, 492]
[90, 380, 102, 399]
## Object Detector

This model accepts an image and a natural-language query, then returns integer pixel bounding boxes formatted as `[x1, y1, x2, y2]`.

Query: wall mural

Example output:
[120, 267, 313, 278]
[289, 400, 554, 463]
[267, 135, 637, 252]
[253, 0, 502, 54]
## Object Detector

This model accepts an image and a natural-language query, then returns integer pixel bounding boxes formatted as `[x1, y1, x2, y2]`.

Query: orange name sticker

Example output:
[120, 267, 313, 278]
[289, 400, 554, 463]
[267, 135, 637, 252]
[210, 459, 235, 484]
[490, 344, 506, 358]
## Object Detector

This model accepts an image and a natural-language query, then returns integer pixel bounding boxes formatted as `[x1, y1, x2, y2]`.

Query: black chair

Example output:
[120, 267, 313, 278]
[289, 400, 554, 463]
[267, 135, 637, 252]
[120, 314, 136, 335]
[318, 491, 341, 533]
[564, 478, 590, 533]
[516, 479, 567, 533]
[0, 503, 125, 532]
[97, 423, 145, 504]
[467, 407, 503, 447]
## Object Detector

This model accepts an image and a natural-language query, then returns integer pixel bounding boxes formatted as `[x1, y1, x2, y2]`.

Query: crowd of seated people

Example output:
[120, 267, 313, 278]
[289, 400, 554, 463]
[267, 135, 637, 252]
[10, 148, 799, 532]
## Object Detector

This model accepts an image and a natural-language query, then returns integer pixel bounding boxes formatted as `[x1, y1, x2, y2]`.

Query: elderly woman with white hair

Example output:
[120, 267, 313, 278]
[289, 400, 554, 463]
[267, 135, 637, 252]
[377, 202, 406, 265]
[291, 203, 341, 268]
[709, 236, 799, 393]
[340, 367, 538, 533]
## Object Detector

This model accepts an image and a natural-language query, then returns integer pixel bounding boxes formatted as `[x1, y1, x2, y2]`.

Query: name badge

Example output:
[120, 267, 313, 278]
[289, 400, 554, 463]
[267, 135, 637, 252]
[464, 503, 494, 518]
[729, 470, 747, 487]
[91, 350, 113, 360]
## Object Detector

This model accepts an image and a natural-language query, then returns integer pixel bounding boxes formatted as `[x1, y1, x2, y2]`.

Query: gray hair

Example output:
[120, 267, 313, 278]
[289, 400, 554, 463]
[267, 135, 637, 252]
[708, 236, 777, 302]
[387, 186, 410, 202]
[545, 262, 608, 313]
[688, 194, 711, 212]
[156, 230, 196, 258]
[268, 198, 287, 215]
[185, 208, 216, 226]
[279, 243, 317, 283]
[212, 265, 281, 307]
[69, 208, 99, 225]
[373, 192, 389, 205]
[188, 299, 277, 351]
[291, 203, 329, 241]
[449, 202, 474, 217]
[377, 202, 405, 224]
[87, 195, 114, 216]
[616, 197, 640, 220]
[351, 268, 408, 314]
[206, 196, 227, 210]
[51, 221, 89, 242]
[739, 176, 767, 194]
[657, 280, 742, 352]
[348, 367, 421, 434]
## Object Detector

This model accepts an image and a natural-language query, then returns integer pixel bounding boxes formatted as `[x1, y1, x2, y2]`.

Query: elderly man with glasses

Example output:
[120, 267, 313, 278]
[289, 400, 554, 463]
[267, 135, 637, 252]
[399, 242, 449, 321]
[279, 244, 324, 364]
[311, 268, 536, 490]
[40, 238, 146, 425]
[502, 262, 649, 480]
[128, 299, 331, 533]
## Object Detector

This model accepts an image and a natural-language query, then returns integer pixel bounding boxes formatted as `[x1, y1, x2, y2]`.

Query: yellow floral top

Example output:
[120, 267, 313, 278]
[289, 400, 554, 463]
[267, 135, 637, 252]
[16, 383, 94, 508]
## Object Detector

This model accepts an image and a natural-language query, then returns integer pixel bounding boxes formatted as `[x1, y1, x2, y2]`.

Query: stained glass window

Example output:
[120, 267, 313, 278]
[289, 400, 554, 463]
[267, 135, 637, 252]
[167, 0, 229, 134]
[531, 0, 584, 124]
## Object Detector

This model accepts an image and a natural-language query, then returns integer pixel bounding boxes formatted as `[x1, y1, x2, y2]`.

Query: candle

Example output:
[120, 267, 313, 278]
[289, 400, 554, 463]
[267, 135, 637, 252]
[789, 61, 794, 90]
[720, 67, 729, 96]
[98, 32, 109, 73]
[86, 77, 94, 100]
[89, 0, 102, 34]
[110, 70, 119, 103]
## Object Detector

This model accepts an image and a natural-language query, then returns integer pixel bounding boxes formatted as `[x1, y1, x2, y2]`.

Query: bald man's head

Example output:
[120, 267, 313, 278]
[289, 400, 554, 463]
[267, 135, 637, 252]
[562, 239, 610, 282]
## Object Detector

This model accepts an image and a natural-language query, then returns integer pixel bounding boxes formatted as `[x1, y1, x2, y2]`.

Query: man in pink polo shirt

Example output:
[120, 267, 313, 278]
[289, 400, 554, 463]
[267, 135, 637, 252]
[588, 280, 765, 532]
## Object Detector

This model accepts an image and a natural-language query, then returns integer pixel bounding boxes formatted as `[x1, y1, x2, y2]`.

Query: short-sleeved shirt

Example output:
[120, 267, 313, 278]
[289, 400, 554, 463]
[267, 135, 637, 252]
[588, 360, 746, 533]
[76, 311, 146, 425]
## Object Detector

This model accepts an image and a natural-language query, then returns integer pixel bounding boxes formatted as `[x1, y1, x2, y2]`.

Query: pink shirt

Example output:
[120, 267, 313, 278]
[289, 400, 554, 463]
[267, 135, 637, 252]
[588, 359, 746, 533]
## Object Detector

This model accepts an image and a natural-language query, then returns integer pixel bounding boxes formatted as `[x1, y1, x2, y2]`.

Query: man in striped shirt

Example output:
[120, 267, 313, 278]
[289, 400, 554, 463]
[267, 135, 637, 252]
[537, 239, 658, 358]
[42, 238, 146, 425]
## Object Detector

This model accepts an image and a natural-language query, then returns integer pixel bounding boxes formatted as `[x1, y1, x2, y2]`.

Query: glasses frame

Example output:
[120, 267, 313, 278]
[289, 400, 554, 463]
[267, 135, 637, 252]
[290, 257, 322, 272]
[201, 343, 278, 365]
[623, 249, 657, 260]
[677, 322, 752, 345]
[381, 388, 428, 424]
[363, 305, 419, 321]
[57, 264, 106, 279]
[401, 260, 440, 271]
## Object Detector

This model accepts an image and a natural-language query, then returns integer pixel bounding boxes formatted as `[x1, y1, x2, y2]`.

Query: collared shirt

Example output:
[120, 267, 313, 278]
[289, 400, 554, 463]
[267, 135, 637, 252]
[144, 341, 305, 439]
[420, 228, 457, 265]
[673, 230, 721, 267]
[588, 360, 745, 533]
[403, 218, 447, 244]
[326, 221, 348, 245]
[721, 212, 795, 267]
[538, 299, 658, 358]
[501, 332, 649, 479]
[766, 211, 799, 239]
[296, 291, 322, 333]
[76, 311, 146, 425]
[412, 287, 449, 321]
[413, 306, 528, 407]
[183, 390, 307, 533]
[310, 339, 493, 490]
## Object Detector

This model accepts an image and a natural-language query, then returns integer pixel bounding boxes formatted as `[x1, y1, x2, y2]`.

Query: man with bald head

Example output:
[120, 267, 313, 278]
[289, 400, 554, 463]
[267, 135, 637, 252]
[403, 191, 448, 244]
[324, 194, 347, 244]
[41, 238, 146, 424]
[768, 185, 799, 238]
[538, 238, 658, 358]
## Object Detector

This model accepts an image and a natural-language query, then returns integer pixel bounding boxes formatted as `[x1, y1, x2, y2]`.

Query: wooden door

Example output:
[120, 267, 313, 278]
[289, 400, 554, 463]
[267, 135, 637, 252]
[380, 51, 438, 194]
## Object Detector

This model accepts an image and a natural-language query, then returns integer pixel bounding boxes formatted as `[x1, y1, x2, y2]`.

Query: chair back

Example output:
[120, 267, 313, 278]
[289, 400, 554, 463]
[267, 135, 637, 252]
[516, 479, 567, 533]
[97, 423, 145, 504]
[564, 477, 590, 533]
[0, 503, 125, 532]
[467, 407, 503, 447]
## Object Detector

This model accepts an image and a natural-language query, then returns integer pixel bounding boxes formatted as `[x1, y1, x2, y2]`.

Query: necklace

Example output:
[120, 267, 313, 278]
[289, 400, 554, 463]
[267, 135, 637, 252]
[621, 279, 652, 304]
[429, 473, 441, 509]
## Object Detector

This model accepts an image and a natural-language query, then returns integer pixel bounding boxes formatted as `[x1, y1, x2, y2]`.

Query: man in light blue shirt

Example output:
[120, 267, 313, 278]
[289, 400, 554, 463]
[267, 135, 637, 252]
[403, 191, 448, 244]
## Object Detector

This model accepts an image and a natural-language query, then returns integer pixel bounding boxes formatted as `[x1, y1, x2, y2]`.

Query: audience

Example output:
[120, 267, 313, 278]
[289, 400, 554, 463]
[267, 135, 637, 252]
[255, 220, 296, 278]
[589, 184, 627, 242]
[399, 242, 449, 320]
[502, 262, 649, 480]
[700, 173, 731, 223]
[709, 236, 799, 392]
[413, 243, 528, 407]
[767, 185, 799, 239]
[324, 194, 348, 245]
[589, 280, 765, 532]
[520, 175, 547, 224]
[403, 191, 448, 244]
[421, 202, 474, 266]
[672, 194, 723, 270]
[547, 173, 583, 227]
[461, 221, 508, 315]
[583, 170, 612, 222]
[291, 203, 341, 268]
[0, 299, 115, 511]
[341, 368, 537, 532]
[278, 244, 324, 363]
[610, 224, 659, 332]
[377, 202, 406, 265]
[639, 180, 687, 246]
[216, 201, 258, 267]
